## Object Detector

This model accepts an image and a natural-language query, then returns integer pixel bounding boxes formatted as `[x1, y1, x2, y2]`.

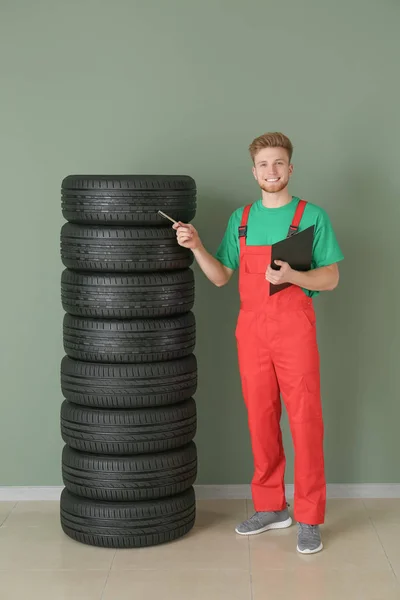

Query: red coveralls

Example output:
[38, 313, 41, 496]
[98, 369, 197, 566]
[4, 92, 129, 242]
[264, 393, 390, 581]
[235, 200, 326, 525]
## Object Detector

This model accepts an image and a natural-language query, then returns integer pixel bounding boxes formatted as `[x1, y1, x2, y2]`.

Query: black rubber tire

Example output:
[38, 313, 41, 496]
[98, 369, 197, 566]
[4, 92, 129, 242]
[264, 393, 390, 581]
[60, 487, 196, 548]
[61, 398, 197, 455]
[60, 224, 193, 272]
[61, 268, 195, 319]
[62, 442, 197, 501]
[60, 355, 198, 408]
[63, 312, 195, 363]
[61, 175, 196, 225]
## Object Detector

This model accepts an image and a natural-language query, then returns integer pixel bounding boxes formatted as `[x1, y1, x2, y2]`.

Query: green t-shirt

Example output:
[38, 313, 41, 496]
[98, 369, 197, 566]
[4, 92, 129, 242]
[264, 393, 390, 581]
[215, 196, 344, 298]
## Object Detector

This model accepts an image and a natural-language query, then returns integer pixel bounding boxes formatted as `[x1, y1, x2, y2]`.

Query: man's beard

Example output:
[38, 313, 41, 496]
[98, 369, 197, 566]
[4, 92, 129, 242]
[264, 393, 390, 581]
[257, 178, 288, 194]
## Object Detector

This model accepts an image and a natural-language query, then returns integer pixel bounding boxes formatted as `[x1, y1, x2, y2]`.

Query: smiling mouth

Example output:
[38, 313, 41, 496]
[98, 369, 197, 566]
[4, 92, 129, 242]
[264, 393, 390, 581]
[266, 178, 280, 183]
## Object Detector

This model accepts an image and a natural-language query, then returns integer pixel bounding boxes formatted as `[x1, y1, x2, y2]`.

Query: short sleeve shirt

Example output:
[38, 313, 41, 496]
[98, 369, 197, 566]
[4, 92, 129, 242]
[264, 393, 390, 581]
[215, 197, 344, 298]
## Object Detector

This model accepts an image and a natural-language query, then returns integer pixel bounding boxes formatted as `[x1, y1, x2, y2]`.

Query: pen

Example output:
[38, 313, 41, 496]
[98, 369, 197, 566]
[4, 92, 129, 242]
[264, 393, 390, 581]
[157, 210, 178, 224]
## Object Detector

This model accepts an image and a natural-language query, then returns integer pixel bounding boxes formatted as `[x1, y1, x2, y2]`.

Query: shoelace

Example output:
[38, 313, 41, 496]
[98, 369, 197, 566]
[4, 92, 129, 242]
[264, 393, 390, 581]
[298, 523, 319, 537]
[246, 507, 289, 528]
[246, 513, 263, 527]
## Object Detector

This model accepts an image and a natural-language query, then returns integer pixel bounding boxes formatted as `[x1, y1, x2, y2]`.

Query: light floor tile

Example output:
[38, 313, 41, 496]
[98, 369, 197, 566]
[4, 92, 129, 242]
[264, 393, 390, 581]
[1, 497, 399, 600]
[0, 502, 16, 525]
[2, 501, 60, 528]
[363, 498, 400, 526]
[366, 523, 400, 580]
[102, 569, 252, 600]
[0, 524, 115, 571]
[249, 517, 392, 571]
[252, 568, 400, 600]
[112, 526, 250, 571]
[0, 570, 108, 600]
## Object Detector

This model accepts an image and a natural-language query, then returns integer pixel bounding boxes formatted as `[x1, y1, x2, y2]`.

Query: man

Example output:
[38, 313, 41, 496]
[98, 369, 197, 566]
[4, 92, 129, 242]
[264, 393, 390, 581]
[173, 132, 344, 554]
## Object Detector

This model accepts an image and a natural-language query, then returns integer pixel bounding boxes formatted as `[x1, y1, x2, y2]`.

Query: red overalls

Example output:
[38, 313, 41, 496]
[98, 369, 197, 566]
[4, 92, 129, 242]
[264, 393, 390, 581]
[235, 200, 326, 525]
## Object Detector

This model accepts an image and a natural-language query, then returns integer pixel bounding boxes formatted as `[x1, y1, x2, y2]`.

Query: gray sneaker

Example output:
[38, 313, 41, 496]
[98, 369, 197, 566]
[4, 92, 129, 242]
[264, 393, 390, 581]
[235, 507, 292, 536]
[297, 523, 323, 554]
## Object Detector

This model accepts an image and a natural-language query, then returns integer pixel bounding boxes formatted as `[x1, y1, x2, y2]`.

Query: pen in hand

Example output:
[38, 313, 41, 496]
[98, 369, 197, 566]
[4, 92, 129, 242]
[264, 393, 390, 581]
[157, 210, 178, 224]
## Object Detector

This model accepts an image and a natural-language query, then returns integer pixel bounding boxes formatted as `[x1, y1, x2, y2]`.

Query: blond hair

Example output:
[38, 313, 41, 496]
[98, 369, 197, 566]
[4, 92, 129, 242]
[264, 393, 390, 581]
[249, 132, 293, 163]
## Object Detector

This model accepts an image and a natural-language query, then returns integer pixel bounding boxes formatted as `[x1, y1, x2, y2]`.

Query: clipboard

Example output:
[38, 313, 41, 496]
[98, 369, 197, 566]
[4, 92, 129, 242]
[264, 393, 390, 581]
[270, 225, 315, 295]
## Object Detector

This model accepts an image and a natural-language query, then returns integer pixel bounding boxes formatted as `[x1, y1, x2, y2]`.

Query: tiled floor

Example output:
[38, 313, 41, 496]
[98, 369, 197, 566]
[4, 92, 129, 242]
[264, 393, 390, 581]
[0, 497, 399, 599]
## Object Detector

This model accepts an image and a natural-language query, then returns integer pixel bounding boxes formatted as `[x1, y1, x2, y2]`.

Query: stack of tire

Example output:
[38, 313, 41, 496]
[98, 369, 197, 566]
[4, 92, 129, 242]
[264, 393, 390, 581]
[59, 175, 198, 548]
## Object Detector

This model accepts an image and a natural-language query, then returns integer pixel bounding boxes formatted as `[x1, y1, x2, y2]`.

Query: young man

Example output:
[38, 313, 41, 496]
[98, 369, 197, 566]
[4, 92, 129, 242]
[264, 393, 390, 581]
[173, 132, 344, 554]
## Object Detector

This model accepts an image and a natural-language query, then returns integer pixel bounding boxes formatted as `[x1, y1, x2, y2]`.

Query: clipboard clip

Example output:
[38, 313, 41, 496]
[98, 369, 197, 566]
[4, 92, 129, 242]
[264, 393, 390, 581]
[287, 225, 299, 237]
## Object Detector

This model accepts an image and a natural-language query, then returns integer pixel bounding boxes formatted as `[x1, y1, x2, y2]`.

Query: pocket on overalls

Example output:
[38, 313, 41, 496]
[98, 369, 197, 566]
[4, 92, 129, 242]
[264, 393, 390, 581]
[299, 372, 323, 421]
[302, 303, 317, 328]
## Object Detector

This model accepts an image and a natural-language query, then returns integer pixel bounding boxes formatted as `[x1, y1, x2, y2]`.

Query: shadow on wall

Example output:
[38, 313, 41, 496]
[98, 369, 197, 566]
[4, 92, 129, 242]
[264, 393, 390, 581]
[319, 168, 398, 484]
[191, 190, 252, 485]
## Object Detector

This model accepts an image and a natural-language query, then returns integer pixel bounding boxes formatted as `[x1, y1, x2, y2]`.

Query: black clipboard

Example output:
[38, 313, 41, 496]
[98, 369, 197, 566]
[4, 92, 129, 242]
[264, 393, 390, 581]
[269, 225, 315, 295]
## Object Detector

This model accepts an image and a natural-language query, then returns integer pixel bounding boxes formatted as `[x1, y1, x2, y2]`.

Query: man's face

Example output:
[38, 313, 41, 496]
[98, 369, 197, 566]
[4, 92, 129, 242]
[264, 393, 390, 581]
[252, 147, 293, 193]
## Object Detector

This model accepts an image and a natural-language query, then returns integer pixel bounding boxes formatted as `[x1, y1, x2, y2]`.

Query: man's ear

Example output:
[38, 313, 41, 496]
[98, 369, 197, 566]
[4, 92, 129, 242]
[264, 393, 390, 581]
[289, 163, 294, 176]
[252, 166, 257, 180]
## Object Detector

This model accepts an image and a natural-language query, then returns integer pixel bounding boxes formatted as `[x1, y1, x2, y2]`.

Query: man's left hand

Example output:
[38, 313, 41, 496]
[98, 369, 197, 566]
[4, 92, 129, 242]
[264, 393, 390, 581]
[265, 260, 293, 285]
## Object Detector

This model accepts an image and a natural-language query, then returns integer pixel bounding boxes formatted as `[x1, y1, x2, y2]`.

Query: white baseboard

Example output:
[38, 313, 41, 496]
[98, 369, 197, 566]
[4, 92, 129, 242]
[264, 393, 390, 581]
[0, 484, 400, 502]
[0, 487, 64, 501]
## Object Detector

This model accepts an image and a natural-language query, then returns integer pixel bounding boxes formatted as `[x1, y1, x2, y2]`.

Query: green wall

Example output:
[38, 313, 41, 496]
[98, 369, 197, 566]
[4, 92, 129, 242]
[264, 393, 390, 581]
[1, 0, 399, 486]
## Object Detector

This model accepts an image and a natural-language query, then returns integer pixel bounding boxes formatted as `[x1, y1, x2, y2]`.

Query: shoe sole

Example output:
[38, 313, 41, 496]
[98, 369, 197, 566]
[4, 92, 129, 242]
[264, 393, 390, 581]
[235, 516, 292, 536]
[296, 542, 323, 554]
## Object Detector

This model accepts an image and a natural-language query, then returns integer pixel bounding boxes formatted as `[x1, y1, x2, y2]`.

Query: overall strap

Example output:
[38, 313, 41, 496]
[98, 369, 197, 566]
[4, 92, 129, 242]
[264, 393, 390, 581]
[287, 199, 307, 237]
[238, 204, 252, 248]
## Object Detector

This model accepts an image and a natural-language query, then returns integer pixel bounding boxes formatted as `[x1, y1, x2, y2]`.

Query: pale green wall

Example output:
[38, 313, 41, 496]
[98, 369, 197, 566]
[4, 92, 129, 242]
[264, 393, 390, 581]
[1, 0, 399, 486]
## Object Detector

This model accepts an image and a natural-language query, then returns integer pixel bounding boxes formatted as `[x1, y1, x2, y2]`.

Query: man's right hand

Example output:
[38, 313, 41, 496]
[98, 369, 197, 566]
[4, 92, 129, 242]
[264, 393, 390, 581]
[173, 220, 233, 287]
[172, 222, 202, 250]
